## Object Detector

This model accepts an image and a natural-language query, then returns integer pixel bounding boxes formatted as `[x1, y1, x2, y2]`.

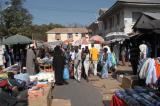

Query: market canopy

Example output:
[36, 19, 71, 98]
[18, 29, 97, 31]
[89, 35, 104, 44]
[72, 38, 89, 46]
[133, 12, 160, 30]
[105, 32, 129, 41]
[3, 34, 32, 45]
[43, 41, 63, 50]
[63, 38, 74, 45]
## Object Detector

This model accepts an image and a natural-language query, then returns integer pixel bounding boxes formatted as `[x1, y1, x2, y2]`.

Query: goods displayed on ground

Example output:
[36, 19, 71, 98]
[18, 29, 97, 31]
[0, 63, 55, 106]
[110, 58, 160, 106]
[110, 86, 160, 106]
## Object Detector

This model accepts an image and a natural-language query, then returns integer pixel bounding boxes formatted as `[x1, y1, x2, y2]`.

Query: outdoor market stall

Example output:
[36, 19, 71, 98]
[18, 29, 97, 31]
[110, 13, 160, 106]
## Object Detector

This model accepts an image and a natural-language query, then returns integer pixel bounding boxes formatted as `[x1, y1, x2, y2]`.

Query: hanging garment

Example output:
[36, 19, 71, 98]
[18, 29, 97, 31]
[110, 95, 128, 106]
[146, 59, 157, 85]
[139, 58, 150, 79]
[155, 60, 160, 79]
[137, 58, 147, 73]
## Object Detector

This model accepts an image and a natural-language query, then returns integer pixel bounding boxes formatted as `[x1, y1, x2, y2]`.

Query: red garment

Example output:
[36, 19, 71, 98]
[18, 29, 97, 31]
[110, 95, 128, 106]
[155, 60, 160, 78]
[0, 80, 13, 90]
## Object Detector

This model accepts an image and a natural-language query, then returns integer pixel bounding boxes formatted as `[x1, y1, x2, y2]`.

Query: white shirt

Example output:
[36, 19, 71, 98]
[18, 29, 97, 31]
[70, 51, 75, 61]
[139, 44, 147, 54]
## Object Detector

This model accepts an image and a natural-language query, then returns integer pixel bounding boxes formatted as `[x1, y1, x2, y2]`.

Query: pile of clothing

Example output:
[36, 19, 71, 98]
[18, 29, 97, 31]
[138, 58, 160, 85]
[111, 86, 160, 106]
[37, 57, 53, 65]
[29, 72, 55, 83]
[3, 64, 20, 72]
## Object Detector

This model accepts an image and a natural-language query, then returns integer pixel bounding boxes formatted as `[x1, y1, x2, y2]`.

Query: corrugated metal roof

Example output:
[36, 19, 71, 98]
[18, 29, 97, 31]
[47, 28, 89, 34]
[143, 12, 160, 20]
[118, 0, 160, 4]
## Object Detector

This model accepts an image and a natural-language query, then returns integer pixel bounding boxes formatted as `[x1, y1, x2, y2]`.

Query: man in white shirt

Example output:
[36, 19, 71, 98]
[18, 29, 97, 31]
[139, 41, 148, 59]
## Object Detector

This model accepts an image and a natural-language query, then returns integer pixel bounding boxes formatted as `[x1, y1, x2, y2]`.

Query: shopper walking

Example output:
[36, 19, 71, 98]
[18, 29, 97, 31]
[101, 48, 109, 79]
[70, 47, 75, 78]
[83, 46, 90, 82]
[74, 46, 82, 82]
[90, 44, 99, 76]
[53, 46, 66, 85]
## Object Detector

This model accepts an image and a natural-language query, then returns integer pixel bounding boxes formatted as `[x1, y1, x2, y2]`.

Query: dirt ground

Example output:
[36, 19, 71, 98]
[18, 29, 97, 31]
[89, 62, 132, 106]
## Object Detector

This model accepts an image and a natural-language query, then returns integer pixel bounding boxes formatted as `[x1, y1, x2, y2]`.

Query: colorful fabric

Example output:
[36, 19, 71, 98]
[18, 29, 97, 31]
[111, 53, 116, 66]
[155, 60, 160, 79]
[110, 95, 128, 106]
[139, 58, 150, 79]
[146, 59, 157, 85]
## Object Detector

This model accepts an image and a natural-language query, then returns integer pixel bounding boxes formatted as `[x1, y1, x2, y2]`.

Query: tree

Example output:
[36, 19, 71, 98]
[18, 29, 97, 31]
[1, 0, 32, 36]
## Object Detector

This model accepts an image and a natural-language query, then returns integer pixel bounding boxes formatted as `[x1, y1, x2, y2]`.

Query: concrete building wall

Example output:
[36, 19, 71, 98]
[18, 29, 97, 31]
[102, 5, 160, 36]
[124, 6, 160, 33]
[47, 33, 88, 42]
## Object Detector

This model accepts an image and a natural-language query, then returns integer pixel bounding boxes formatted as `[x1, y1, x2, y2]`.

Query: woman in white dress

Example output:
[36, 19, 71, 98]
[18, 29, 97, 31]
[83, 47, 90, 82]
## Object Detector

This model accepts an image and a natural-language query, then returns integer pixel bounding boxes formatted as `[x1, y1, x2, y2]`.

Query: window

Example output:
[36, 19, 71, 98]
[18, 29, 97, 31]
[75, 33, 78, 36]
[82, 33, 86, 37]
[116, 13, 120, 25]
[55, 33, 61, 40]
[67, 33, 73, 39]
[132, 12, 142, 22]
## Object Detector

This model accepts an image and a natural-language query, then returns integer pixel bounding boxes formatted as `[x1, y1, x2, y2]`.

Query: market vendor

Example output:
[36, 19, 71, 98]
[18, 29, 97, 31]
[26, 44, 37, 75]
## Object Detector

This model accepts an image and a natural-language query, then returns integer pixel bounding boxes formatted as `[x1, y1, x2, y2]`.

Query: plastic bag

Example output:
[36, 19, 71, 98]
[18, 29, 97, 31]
[63, 67, 69, 80]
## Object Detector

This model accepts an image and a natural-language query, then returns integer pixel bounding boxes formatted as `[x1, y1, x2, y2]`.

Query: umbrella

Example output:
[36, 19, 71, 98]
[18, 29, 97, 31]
[3, 34, 32, 45]
[63, 38, 74, 45]
[72, 38, 89, 46]
[105, 32, 129, 41]
[90, 35, 104, 44]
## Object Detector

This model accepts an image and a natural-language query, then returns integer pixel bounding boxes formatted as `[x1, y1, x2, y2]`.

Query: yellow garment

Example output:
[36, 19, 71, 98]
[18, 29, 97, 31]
[90, 48, 99, 61]
[0, 73, 8, 79]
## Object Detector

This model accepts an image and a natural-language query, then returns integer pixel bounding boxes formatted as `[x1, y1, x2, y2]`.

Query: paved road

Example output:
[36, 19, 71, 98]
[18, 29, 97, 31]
[53, 79, 103, 106]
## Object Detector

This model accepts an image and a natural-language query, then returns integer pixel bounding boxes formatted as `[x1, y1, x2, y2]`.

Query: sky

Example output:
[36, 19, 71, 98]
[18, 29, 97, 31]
[24, 0, 116, 26]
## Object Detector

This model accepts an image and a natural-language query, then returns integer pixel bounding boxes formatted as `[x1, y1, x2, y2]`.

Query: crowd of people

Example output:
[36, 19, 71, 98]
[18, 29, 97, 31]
[53, 44, 117, 85]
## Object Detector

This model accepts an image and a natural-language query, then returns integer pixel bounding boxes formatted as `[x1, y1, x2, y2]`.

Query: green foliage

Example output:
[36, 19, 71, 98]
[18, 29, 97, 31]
[0, 0, 65, 41]
[1, 0, 32, 35]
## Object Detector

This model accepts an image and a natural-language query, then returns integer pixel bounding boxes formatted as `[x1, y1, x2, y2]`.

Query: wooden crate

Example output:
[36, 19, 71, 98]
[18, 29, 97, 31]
[121, 75, 139, 89]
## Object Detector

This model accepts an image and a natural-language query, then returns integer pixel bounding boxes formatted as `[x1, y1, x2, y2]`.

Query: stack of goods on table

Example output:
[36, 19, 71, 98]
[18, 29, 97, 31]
[138, 58, 160, 88]
[37, 57, 53, 72]
[3, 64, 20, 72]
[0, 64, 55, 106]
[0, 64, 20, 80]
[37, 57, 53, 65]
[110, 86, 160, 106]
[28, 72, 55, 98]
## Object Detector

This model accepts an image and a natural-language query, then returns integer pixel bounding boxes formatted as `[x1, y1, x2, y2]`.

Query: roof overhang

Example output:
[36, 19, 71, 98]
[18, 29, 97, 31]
[98, 1, 160, 20]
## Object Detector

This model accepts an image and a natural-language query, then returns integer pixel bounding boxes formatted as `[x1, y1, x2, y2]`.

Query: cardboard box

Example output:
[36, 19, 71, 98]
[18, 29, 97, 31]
[29, 83, 54, 106]
[121, 75, 139, 89]
[52, 99, 71, 106]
